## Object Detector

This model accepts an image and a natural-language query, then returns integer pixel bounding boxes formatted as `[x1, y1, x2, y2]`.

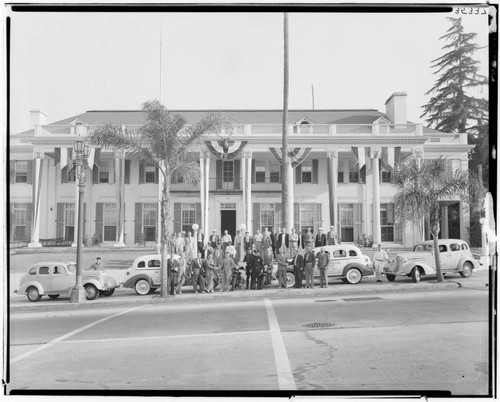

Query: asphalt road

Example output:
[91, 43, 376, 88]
[7, 286, 491, 396]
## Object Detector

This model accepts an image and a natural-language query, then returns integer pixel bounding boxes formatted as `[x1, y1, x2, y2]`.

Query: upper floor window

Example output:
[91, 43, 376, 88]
[255, 161, 266, 183]
[301, 160, 313, 183]
[270, 161, 281, 183]
[381, 168, 391, 183]
[15, 161, 28, 183]
[223, 161, 234, 183]
[348, 160, 359, 183]
[99, 161, 110, 183]
[145, 163, 157, 183]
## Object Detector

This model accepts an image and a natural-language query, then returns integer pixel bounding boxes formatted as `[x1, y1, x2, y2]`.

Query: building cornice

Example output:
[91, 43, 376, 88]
[424, 145, 475, 152]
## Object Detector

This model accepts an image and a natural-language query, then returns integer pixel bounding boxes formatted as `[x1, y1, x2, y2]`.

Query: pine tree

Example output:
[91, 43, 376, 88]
[421, 17, 488, 185]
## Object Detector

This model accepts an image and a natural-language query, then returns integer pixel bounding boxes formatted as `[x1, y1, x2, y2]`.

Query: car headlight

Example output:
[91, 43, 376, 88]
[401, 258, 407, 263]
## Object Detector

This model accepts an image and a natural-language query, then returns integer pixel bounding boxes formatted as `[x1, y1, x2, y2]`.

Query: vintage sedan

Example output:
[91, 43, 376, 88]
[383, 239, 480, 283]
[123, 254, 220, 295]
[15, 261, 119, 302]
[281, 244, 374, 287]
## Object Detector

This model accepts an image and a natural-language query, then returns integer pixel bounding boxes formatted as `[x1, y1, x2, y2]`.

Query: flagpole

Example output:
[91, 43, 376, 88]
[159, 15, 163, 104]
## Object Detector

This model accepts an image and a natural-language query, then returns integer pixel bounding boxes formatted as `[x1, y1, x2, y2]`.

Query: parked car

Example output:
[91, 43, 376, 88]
[383, 239, 480, 283]
[15, 261, 119, 302]
[279, 244, 374, 287]
[123, 254, 220, 295]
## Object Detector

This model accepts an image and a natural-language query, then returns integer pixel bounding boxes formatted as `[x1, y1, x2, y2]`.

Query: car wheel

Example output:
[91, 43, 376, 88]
[148, 287, 157, 294]
[48, 294, 60, 299]
[285, 272, 296, 288]
[411, 267, 421, 283]
[345, 268, 362, 284]
[100, 289, 115, 297]
[460, 262, 473, 278]
[85, 284, 99, 300]
[135, 279, 151, 295]
[386, 274, 396, 282]
[27, 286, 42, 302]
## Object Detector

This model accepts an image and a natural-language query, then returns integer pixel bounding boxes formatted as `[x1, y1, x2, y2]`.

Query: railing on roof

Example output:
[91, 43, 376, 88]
[33, 123, 422, 138]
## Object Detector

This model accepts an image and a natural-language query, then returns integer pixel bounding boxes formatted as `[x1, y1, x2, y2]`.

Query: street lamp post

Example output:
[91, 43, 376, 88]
[70, 141, 90, 303]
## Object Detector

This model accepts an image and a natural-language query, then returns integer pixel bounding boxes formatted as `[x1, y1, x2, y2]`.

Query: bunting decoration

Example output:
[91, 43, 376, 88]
[205, 139, 247, 160]
[351, 147, 366, 169]
[269, 147, 312, 168]
[54, 147, 74, 170]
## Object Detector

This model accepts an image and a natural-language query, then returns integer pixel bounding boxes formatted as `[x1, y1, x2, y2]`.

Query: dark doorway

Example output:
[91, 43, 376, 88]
[447, 203, 460, 239]
[221, 210, 237, 239]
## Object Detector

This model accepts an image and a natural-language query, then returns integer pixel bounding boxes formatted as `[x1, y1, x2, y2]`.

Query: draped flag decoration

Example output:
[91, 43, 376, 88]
[351, 147, 366, 169]
[205, 139, 247, 160]
[269, 147, 312, 167]
[380, 147, 400, 171]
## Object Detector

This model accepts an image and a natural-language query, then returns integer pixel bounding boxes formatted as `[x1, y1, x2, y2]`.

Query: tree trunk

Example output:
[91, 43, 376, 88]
[160, 170, 172, 298]
[282, 12, 292, 231]
[430, 214, 444, 283]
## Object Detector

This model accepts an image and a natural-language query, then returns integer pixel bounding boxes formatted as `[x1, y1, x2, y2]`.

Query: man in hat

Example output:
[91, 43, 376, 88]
[315, 227, 326, 248]
[243, 231, 253, 253]
[250, 249, 264, 290]
[373, 244, 389, 282]
[209, 230, 219, 248]
[326, 225, 338, 245]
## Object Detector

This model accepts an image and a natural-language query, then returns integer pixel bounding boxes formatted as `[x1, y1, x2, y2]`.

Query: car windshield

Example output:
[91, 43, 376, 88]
[67, 264, 77, 273]
[413, 244, 433, 252]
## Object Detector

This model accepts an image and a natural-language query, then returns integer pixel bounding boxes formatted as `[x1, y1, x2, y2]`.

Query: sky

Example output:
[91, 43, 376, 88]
[8, 7, 490, 134]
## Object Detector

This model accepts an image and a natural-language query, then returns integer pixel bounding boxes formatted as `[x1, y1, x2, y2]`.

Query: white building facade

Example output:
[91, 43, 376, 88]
[10, 92, 474, 248]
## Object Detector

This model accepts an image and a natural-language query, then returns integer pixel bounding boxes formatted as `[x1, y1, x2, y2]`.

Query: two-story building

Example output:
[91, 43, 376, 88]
[10, 92, 475, 249]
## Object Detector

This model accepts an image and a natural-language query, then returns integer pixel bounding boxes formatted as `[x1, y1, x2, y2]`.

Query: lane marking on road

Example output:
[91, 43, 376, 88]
[59, 329, 270, 344]
[10, 305, 147, 364]
[264, 298, 297, 391]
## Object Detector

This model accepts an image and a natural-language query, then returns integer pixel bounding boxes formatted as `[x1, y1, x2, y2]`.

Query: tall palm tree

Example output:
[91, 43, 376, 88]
[393, 157, 485, 282]
[90, 100, 225, 297]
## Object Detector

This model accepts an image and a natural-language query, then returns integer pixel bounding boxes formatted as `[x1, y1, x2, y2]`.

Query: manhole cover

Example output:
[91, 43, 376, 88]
[315, 299, 337, 303]
[303, 322, 335, 328]
[342, 297, 383, 302]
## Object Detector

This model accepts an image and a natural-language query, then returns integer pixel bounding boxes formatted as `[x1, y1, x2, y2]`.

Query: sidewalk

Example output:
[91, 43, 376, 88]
[9, 268, 491, 313]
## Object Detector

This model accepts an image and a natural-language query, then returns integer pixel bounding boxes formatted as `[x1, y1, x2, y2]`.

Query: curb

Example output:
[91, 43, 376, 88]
[9, 281, 461, 313]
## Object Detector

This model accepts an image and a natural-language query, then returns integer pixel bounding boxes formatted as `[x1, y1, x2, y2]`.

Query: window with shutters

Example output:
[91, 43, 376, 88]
[255, 161, 266, 183]
[99, 161, 110, 183]
[301, 161, 313, 183]
[103, 203, 117, 241]
[64, 204, 75, 242]
[260, 203, 275, 232]
[338, 171, 344, 183]
[380, 203, 394, 242]
[348, 160, 359, 182]
[381, 168, 391, 183]
[223, 161, 234, 188]
[15, 161, 28, 183]
[12, 204, 28, 241]
[181, 203, 196, 234]
[145, 163, 157, 183]
[142, 203, 157, 241]
[67, 166, 77, 182]
[270, 161, 281, 183]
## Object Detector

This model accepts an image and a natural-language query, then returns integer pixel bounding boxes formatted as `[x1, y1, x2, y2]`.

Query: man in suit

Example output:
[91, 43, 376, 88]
[213, 243, 224, 268]
[243, 250, 253, 290]
[189, 252, 205, 294]
[250, 249, 264, 290]
[303, 245, 316, 289]
[209, 230, 220, 248]
[277, 227, 289, 256]
[243, 231, 253, 253]
[293, 250, 304, 288]
[197, 230, 205, 254]
[315, 227, 327, 248]
[270, 227, 278, 258]
[317, 247, 330, 288]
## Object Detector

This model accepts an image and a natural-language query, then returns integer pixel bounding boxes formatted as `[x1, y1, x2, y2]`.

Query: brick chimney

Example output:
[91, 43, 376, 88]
[30, 109, 47, 128]
[384, 92, 407, 124]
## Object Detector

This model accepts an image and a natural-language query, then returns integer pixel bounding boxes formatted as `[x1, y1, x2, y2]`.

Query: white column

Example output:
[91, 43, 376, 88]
[156, 159, 165, 253]
[28, 150, 44, 247]
[284, 159, 294, 232]
[413, 147, 425, 241]
[201, 151, 210, 241]
[441, 205, 449, 239]
[114, 150, 126, 247]
[370, 147, 382, 245]
[327, 149, 339, 227]
[243, 149, 253, 233]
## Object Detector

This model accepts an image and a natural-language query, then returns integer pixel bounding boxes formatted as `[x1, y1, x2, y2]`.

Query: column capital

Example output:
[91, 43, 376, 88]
[326, 149, 338, 159]
[242, 149, 253, 159]
[412, 147, 424, 159]
[33, 149, 45, 159]
[369, 147, 382, 159]
[200, 150, 211, 159]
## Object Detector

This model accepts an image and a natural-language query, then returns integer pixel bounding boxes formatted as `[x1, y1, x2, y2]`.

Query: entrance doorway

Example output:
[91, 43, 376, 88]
[220, 210, 237, 239]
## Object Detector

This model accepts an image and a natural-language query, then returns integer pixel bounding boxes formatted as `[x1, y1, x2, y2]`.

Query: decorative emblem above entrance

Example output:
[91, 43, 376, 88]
[220, 203, 237, 210]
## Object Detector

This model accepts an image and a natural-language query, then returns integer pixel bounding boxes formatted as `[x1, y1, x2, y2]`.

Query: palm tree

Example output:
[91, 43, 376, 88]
[393, 157, 485, 282]
[90, 100, 226, 297]
[282, 12, 292, 231]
